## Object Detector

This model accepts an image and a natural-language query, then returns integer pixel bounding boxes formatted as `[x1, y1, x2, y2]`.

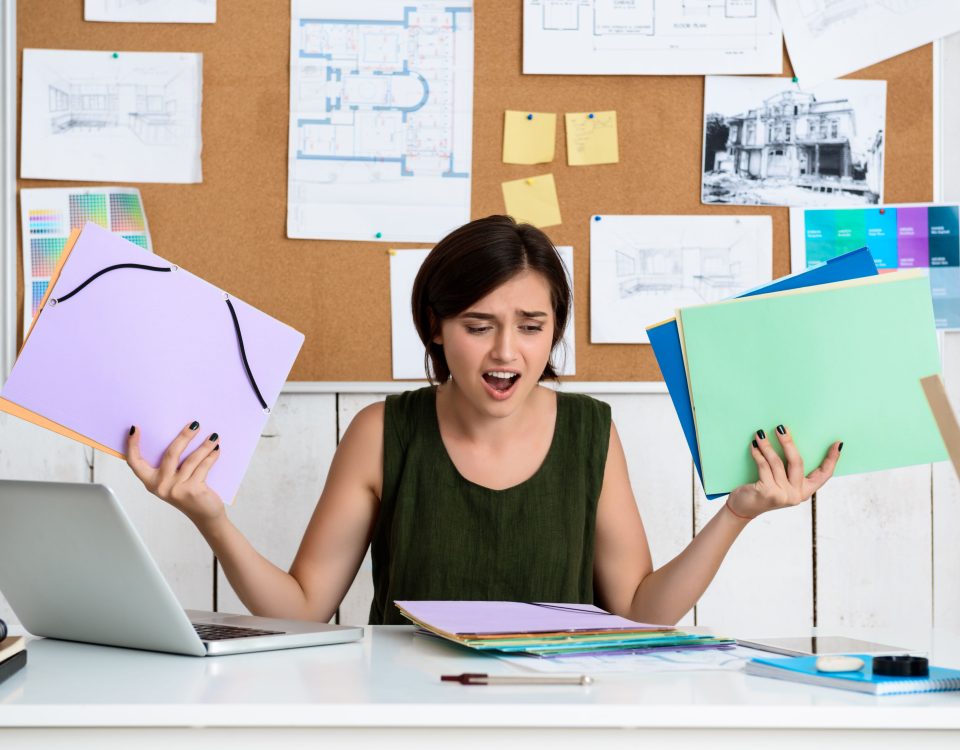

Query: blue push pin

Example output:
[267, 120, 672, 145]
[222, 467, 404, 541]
[527, 113, 533, 120]
[375, 231, 382, 239]
[594, 215, 601, 222]
[588, 113, 595, 119]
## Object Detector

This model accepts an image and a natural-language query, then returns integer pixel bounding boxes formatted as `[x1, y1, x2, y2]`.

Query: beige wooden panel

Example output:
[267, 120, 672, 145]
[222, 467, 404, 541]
[93, 452, 213, 612]
[694, 483, 813, 635]
[216, 394, 337, 617]
[816, 466, 932, 631]
[0, 414, 90, 630]
[601, 393, 694, 626]
[336, 393, 386, 627]
[934, 332, 960, 628]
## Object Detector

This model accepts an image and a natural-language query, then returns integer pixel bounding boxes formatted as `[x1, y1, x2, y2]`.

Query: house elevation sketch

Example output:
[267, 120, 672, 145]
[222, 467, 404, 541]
[20, 49, 203, 183]
[287, 0, 474, 243]
[523, 0, 782, 75]
[590, 215, 772, 343]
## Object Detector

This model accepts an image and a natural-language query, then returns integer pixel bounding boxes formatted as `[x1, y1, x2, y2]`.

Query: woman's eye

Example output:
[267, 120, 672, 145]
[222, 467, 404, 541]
[521, 325, 544, 333]
[466, 326, 491, 334]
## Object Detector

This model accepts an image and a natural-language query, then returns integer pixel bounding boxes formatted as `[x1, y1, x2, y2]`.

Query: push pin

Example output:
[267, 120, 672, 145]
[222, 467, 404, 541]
[588, 113, 595, 119]
[112, 52, 119, 59]
[527, 113, 534, 120]
[792, 76, 798, 83]
[375, 231, 382, 239]
[525, 178, 534, 185]
[879, 208, 885, 214]
[386, 249, 396, 256]
[594, 215, 601, 222]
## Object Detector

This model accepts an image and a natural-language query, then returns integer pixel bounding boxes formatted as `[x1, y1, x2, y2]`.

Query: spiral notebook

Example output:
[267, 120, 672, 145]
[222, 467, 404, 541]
[746, 655, 960, 696]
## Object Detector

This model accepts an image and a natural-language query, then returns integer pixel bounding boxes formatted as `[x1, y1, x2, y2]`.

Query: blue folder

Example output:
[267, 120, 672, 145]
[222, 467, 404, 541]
[648, 248, 878, 499]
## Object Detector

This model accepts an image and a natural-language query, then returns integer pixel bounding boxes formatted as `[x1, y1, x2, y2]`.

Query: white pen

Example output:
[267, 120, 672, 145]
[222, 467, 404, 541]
[442, 672, 593, 686]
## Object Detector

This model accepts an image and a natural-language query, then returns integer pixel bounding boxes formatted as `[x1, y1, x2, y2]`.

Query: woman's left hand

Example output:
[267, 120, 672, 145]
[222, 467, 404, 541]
[726, 425, 842, 521]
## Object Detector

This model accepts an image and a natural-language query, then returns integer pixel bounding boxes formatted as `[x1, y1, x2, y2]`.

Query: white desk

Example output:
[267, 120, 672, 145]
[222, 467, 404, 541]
[1, 626, 959, 748]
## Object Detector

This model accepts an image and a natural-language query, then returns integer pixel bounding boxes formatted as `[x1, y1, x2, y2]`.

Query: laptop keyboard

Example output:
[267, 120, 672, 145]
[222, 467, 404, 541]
[192, 622, 286, 641]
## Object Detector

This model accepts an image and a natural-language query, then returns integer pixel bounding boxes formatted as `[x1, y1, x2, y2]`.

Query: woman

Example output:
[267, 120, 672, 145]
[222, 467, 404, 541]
[126, 215, 842, 625]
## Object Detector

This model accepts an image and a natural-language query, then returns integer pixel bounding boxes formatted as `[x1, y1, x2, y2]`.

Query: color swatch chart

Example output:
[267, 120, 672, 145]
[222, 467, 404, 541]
[19, 187, 153, 336]
[791, 204, 960, 329]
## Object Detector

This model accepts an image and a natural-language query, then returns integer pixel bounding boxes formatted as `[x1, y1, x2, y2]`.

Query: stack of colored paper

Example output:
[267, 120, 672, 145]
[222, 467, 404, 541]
[648, 248, 947, 497]
[394, 601, 734, 658]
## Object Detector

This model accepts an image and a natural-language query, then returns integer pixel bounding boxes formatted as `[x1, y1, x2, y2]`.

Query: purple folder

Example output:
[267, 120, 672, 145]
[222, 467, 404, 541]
[1, 223, 304, 503]
[394, 600, 666, 634]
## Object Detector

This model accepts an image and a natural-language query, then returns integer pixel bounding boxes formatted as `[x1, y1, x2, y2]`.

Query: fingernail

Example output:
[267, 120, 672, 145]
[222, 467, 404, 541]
[189, 421, 199, 430]
[214, 444, 220, 452]
[776, 424, 786, 435]
[756, 429, 765, 440]
[129, 425, 135, 436]
[209, 432, 219, 442]
[838, 442, 844, 453]
[752, 439, 759, 449]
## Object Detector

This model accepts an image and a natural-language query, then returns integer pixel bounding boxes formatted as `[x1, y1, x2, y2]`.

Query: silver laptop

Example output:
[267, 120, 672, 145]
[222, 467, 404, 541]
[0, 480, 363, 656]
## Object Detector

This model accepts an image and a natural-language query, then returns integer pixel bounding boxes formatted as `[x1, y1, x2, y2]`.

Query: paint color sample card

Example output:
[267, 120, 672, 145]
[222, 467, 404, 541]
[591, 215, 772, 344]
[501, 174, 562, 229]
[503, 111, 556, 165]
[20, 49, 203, 183]
[19, 187, 153, 336]
[790, 204, 960, 329]
[389, 246, 576, 379]
[287, 0, 474, 243]
[679, 272, 946, 495]
[565, 111, 618, 166]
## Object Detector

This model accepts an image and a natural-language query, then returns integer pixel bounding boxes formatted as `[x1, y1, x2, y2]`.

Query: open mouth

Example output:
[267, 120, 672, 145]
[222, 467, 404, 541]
[482, 371, 520, 394]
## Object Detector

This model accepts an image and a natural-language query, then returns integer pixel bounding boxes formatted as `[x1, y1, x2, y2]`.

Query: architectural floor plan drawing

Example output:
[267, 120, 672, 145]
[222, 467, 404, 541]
[775, 0, 960, 86]
[523, 0, 782, 74]
[590, 215, 772, 343]
[288, 0, 473, 243]
[20, 49, 203, 183]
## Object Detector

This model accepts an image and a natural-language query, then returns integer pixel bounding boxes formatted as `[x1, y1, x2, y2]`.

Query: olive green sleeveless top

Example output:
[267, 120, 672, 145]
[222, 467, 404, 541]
[368, 386, 611, 625]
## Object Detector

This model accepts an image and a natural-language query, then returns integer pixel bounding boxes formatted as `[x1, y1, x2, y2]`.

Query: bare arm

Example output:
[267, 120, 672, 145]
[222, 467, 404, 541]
[127, 403, 384, 622]
[593, 422, 841, 625]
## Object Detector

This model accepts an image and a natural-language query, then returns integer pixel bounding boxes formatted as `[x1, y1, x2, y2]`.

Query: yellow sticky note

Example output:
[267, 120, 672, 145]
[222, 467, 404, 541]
[565, 111, 619, 166]
[503, 111, 556, 165]
[501, 174, 562, 229]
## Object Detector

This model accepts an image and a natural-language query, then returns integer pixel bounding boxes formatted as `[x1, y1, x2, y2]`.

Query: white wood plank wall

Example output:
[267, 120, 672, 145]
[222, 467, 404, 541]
[3, 355, 960, 633]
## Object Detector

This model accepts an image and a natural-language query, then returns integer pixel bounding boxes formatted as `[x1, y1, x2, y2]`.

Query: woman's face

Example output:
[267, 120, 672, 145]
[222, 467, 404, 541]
[435, 270, 556, 417]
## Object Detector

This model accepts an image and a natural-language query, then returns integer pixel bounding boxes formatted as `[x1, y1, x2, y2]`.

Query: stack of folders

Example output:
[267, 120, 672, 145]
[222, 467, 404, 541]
[0, 619, 27, 685]
[746, 655, 960, 696]
[394, 601, 734, 657]
[648, 248, 948, 497]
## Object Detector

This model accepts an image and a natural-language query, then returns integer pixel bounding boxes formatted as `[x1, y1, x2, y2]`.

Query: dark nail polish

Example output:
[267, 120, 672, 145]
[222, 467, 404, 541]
[129, 425, 135, 436]
[838, 442, 844, 453]
[776, 424, 786, 435]
[189, 421, 199, 431]
[752, 439, 759, 449]
[209, 433, 219, 442]
[756, 429, 766, 440]
[213, 445, 220, 452]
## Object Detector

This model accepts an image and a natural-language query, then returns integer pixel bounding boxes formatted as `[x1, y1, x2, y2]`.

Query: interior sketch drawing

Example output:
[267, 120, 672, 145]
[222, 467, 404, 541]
[288, 1, 474, 243]
[47, 72, 188, 145]
[524, 0, 781, 74]
[590, 215, 772, 344]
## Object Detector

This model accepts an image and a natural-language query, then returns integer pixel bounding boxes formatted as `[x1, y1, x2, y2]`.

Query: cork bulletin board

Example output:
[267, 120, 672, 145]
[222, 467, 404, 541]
[16, 1, 933, 382]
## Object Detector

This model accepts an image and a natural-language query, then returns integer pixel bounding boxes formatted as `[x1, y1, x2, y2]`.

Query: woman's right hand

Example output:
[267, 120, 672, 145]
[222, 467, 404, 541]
[126, 421, 226, 528]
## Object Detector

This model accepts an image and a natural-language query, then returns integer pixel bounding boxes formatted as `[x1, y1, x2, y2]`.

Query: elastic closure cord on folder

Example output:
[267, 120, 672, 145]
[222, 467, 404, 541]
[225, 298, 269, 412]
[51, 263, 172, 305]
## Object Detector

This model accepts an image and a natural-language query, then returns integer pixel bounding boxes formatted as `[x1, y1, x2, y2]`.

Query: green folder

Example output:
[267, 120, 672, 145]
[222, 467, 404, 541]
[678, 271, 947, 495]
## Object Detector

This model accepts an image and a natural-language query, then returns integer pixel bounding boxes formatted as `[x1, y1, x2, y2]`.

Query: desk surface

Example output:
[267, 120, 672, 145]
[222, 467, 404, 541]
[2, 626, 960, 731]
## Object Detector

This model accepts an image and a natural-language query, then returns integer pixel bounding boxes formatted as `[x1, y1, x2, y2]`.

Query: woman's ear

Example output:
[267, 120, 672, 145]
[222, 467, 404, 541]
[429, 309, 442, 346]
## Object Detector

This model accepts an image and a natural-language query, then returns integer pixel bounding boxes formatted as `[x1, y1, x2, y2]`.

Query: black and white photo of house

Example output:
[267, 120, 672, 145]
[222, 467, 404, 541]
[702, 76, 886, 206]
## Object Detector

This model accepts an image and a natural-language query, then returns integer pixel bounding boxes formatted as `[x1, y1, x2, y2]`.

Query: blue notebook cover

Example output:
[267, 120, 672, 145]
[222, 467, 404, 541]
[746, 654, 960, 695]
[648, 248, 879, 499]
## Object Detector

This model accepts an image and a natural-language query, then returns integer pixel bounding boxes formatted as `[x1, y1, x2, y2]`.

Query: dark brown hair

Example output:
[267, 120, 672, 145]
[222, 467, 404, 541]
[411, 215, 571, 383]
